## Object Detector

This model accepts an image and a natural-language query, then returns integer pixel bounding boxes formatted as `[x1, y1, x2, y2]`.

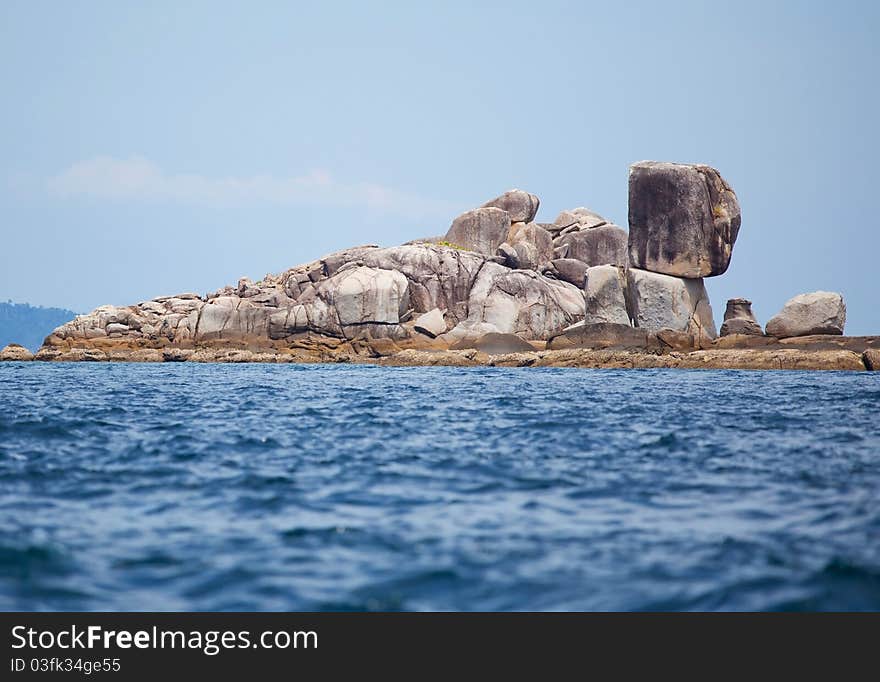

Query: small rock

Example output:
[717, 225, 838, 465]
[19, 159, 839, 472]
[765, 291, 846, 337]
[453, 332, 534, 354]
[0, 343, 34, 361]
[413, 308, 447, 338]
[863, 349, 880, 371]
[720, 298, 763, 336]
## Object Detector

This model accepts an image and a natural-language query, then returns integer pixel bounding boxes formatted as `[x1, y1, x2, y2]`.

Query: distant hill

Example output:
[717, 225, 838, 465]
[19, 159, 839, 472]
[0, 302, 78, 352]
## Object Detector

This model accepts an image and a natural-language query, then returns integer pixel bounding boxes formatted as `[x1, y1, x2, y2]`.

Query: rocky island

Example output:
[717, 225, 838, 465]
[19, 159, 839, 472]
[3, 161, 878, 370]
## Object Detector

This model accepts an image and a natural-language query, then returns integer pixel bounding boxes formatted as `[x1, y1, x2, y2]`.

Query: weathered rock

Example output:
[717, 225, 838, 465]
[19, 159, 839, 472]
[548, 258, 589, 287]
[465, 263, 585, 340]
[547, 322, 652, 350]
[355, 244, 489, 325]
[584, 265, 630, 326]
[481, 189, 540, 223]
[554, 224, 628, 267]
[506, 222, 554, 269]
[413, 308, 447, 338]
[496, 242, 518, 268]
[765, 291, 846, 338]
[628, 161, 741, 278]
[864, 349, 880, 371]
[330, 266, 410, 327]
[453, 332, 534, 354]
[626, 268, 717, 339]
[720, 298, 763, 337]
[552, 207, 608, 231]
[0, 343, 34, 361]
[444, 207, 511, 256]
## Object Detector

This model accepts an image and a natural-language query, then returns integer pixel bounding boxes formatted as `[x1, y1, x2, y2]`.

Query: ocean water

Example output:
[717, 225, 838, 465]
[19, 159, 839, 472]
[0, 362, 878, 612]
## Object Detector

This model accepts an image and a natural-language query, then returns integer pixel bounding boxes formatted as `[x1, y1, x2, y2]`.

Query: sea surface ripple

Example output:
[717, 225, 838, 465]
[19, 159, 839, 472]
[0, 362, 878, 611]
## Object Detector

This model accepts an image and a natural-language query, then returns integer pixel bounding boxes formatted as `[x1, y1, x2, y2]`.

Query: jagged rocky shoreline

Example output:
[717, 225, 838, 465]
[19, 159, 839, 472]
[3, 161, 878, 370]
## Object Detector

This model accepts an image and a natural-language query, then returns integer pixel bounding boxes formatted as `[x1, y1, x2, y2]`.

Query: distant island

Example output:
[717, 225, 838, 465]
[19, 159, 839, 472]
[0, 302, 78, 352]
[2, 161, 878, 370]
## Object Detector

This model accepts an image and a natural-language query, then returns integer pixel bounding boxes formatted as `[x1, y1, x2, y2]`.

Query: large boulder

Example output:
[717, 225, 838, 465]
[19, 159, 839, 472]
[628, 161, 741, 278]
[719, 298, 763, 336]
[551, 207, 608, 232]
[481, 189, 540, 223]
[355, 243, 488, 325]
[765, 291, 846, 337]
[584, 265, 630, 326]
[554, 224, 628, 267]
[444, 207, 511, 256]
[465, 263, 585, 340]
[504, 222, 554, 270]
[329, 266, 410, 327]
[626, 268, 717, 339]
[547, 258, 589, 287]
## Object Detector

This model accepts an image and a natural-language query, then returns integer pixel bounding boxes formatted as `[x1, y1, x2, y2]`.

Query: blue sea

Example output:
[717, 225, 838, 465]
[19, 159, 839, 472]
[0, 362, 878, 611]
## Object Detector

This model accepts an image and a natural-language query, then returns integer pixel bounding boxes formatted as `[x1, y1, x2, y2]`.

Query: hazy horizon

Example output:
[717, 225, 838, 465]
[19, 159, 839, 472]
[2, 1, 878, 333]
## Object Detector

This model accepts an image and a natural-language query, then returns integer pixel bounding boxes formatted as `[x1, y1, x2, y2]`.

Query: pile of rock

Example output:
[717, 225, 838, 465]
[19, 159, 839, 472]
[3, 159, 859, 367]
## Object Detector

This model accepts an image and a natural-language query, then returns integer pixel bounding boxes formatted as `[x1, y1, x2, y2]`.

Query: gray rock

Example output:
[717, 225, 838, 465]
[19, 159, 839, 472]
[552, 207, 608, 231]
[444, 207, 511, 256]
[413, 308, 447, 338]
[507, 222, 554, 270]
[549, 258, 589, 287]
[105, 323, 130, 335]
[496, 242, 518, 268]
[454, 332, 534, 354]
[481, 189, 540, 223]
[554, 224, 628, 267]
[547, 322, 651, 350]
[765, 291, 846, 337]
[584, 265, 630, 326]
[329, 266, 410, 327]
[465, 263, 585, 340]
[626, 268, 717, 339]
[720, 298, 763, 336]
[628, 161, 741, 278]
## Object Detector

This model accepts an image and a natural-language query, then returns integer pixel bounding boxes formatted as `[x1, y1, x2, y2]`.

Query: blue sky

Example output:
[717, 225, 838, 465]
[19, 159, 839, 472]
[2, 1, 877, 333]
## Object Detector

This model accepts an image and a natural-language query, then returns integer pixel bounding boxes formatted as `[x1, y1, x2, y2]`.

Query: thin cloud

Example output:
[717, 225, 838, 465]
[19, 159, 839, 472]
[48, 156, 457, 216]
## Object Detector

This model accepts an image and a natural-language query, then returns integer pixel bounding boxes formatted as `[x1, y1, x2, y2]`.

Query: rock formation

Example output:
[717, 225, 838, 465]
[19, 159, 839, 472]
[765, 291, 846, 337]
[0, 343, 34, 361]
[584, 265, 630, 326]
[481, 189, 540, 223]
[6, 165, 870, 370]
[626, 269, 716, 340]
[719, 298, 763, 337]
[628, 161, 741, 278]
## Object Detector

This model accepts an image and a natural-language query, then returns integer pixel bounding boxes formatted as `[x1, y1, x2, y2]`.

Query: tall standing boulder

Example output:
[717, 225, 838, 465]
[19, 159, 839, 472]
[481, 189, 540, 223]
[445, 207, 511, 256]
[626, 268, 717, 339]
[628, 161, 741, 278]
[719, 298, 763, 336]
[584, 265, 630, 326]
[765, 291, 846, 337]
